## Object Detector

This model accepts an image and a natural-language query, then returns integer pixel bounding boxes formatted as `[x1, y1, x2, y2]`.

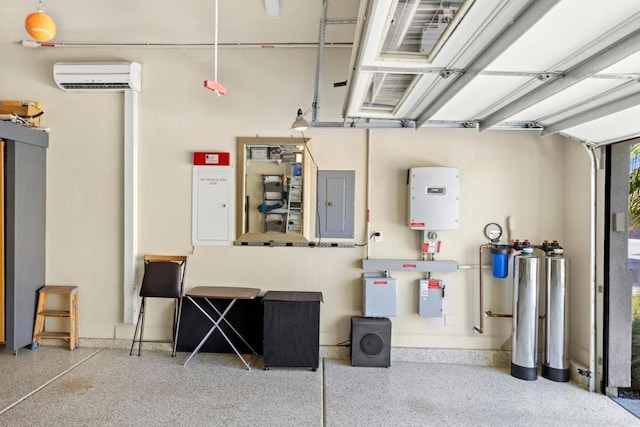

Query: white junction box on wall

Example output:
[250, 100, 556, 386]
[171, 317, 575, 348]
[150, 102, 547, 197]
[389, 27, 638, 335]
[408, 167, 459, 231]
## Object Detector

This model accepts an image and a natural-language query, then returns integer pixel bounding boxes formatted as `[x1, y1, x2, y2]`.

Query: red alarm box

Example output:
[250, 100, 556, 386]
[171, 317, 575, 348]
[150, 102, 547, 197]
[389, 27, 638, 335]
[193, 152, 230, 166]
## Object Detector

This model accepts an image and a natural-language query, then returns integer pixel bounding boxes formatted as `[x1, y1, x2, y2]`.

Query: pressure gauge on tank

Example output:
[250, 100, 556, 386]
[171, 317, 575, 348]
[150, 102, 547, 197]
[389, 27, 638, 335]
[483, 222, 503, 243]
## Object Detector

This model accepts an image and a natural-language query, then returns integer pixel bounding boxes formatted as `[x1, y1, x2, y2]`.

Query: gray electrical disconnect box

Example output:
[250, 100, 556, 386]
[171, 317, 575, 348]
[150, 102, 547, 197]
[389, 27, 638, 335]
[363, 273, 397, 317]
[419, 279, 443, 317]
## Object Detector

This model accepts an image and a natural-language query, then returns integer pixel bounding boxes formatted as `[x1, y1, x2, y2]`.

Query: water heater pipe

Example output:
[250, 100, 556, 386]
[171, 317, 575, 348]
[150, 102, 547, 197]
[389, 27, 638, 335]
[485, 310, 512, 318]
[485, 247, 553, 320]
[473, 244, 491, 334]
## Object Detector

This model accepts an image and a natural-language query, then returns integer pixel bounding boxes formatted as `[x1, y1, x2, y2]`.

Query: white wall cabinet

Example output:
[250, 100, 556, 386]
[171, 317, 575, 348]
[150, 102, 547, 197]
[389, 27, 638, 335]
[192, 166, 234, 245]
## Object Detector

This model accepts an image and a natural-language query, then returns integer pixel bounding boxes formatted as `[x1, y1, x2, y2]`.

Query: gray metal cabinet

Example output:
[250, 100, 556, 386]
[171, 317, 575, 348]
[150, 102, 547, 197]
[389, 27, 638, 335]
[1, 121, 48, 353]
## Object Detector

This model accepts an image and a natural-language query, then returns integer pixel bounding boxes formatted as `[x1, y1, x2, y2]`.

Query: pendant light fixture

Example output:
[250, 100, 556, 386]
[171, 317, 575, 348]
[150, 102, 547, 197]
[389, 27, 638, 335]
[204, 0, 226, 96]
[290, 109, 312, 131]
[25, 0, 57, 42]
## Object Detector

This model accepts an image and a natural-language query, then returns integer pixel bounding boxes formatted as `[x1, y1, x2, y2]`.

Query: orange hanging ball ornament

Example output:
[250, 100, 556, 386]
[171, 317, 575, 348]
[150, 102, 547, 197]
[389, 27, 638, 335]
[25, 11, 57, 42]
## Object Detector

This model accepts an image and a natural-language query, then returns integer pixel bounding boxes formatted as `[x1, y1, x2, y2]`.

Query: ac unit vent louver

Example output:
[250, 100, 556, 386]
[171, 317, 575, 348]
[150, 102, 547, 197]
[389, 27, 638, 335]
[60, 83, 134, 90]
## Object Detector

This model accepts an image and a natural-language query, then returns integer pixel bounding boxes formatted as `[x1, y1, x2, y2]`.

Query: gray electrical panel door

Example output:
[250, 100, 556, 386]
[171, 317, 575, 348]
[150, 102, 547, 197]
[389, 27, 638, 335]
[316, 170, 355, 238]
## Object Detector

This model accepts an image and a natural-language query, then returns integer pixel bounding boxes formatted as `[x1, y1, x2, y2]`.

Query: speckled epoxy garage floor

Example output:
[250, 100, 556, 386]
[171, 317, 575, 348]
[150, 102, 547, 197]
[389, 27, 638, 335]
[0, 346, 638, 426]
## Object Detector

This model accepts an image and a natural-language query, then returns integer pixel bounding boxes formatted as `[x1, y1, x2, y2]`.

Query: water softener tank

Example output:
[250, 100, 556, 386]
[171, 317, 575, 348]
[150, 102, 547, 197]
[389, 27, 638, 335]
[543, 249, 570, 382]
[511, 247, 540, 380]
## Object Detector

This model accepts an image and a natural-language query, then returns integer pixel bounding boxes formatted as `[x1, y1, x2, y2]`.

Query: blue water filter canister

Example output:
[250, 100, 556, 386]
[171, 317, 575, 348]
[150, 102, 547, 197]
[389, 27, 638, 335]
[491, 245, 510, 279]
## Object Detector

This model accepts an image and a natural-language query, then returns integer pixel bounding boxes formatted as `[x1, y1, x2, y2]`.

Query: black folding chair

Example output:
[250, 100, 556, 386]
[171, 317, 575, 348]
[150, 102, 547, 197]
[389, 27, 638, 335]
[130, 255, 187, 357]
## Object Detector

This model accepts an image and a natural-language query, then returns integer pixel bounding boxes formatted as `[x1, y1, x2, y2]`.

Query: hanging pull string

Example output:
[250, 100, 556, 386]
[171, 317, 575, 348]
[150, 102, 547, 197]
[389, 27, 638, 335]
[38, 0, 44, 12]
[203, 0, 225, 95]
[214, 0, 219, 83]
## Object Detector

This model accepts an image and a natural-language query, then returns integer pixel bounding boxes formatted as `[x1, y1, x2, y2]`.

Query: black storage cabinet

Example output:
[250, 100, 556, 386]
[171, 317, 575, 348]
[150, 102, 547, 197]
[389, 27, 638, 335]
[262, 291, 323, 370]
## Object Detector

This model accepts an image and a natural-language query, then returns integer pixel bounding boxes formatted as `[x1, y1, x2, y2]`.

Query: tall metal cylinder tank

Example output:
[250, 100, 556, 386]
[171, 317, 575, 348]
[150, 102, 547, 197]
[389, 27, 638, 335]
[543, 249, 570, 382]
[511, 247, 540, 380]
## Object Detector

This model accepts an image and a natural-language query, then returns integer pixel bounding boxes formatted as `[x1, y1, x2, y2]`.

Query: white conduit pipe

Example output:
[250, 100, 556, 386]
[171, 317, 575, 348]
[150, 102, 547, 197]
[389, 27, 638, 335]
[20, 40, 352, 49]
[585, 143, 598, 393]
[365, 129, 372, 259]
[591, 147, 599, 393]
[123, 90, 139, 325]
[457, 264, 491, 270]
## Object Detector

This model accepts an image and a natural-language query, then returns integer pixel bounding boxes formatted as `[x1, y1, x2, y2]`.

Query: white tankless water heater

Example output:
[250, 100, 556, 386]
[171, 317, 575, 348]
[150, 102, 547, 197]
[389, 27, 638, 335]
[408, 167, 459, 231]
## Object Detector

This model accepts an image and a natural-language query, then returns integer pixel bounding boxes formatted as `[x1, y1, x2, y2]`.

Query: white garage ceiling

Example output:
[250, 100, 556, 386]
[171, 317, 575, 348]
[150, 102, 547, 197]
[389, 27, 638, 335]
[339, 0, 640, 145]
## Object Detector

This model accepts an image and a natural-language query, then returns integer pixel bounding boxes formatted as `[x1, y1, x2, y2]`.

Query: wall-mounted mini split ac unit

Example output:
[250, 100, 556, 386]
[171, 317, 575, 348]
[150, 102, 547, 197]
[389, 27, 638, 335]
[53, 62, 141, 92]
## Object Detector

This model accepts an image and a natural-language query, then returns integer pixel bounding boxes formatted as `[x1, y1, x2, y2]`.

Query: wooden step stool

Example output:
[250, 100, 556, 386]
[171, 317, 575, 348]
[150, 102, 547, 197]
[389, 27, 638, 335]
[31, 286, 79, 351]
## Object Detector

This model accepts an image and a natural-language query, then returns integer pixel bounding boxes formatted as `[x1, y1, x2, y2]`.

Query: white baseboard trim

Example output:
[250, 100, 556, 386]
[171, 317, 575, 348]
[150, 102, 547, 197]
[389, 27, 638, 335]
[391, 347, 511, 367]
[42, 338, 590, 387]
[63, 339, 509, 367]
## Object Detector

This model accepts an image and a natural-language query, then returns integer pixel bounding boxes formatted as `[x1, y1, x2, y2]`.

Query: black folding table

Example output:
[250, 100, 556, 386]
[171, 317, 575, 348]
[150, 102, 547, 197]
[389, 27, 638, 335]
[180, 286, 261, 369]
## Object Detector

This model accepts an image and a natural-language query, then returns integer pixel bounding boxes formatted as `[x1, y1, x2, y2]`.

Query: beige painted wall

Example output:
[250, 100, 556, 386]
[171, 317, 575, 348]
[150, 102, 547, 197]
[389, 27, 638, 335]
[0, 38, 589, 355]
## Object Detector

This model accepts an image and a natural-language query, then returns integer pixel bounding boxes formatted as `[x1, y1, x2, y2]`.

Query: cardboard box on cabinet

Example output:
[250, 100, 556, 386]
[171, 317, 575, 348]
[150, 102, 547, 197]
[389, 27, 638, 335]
[0, 100, 43, 127]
